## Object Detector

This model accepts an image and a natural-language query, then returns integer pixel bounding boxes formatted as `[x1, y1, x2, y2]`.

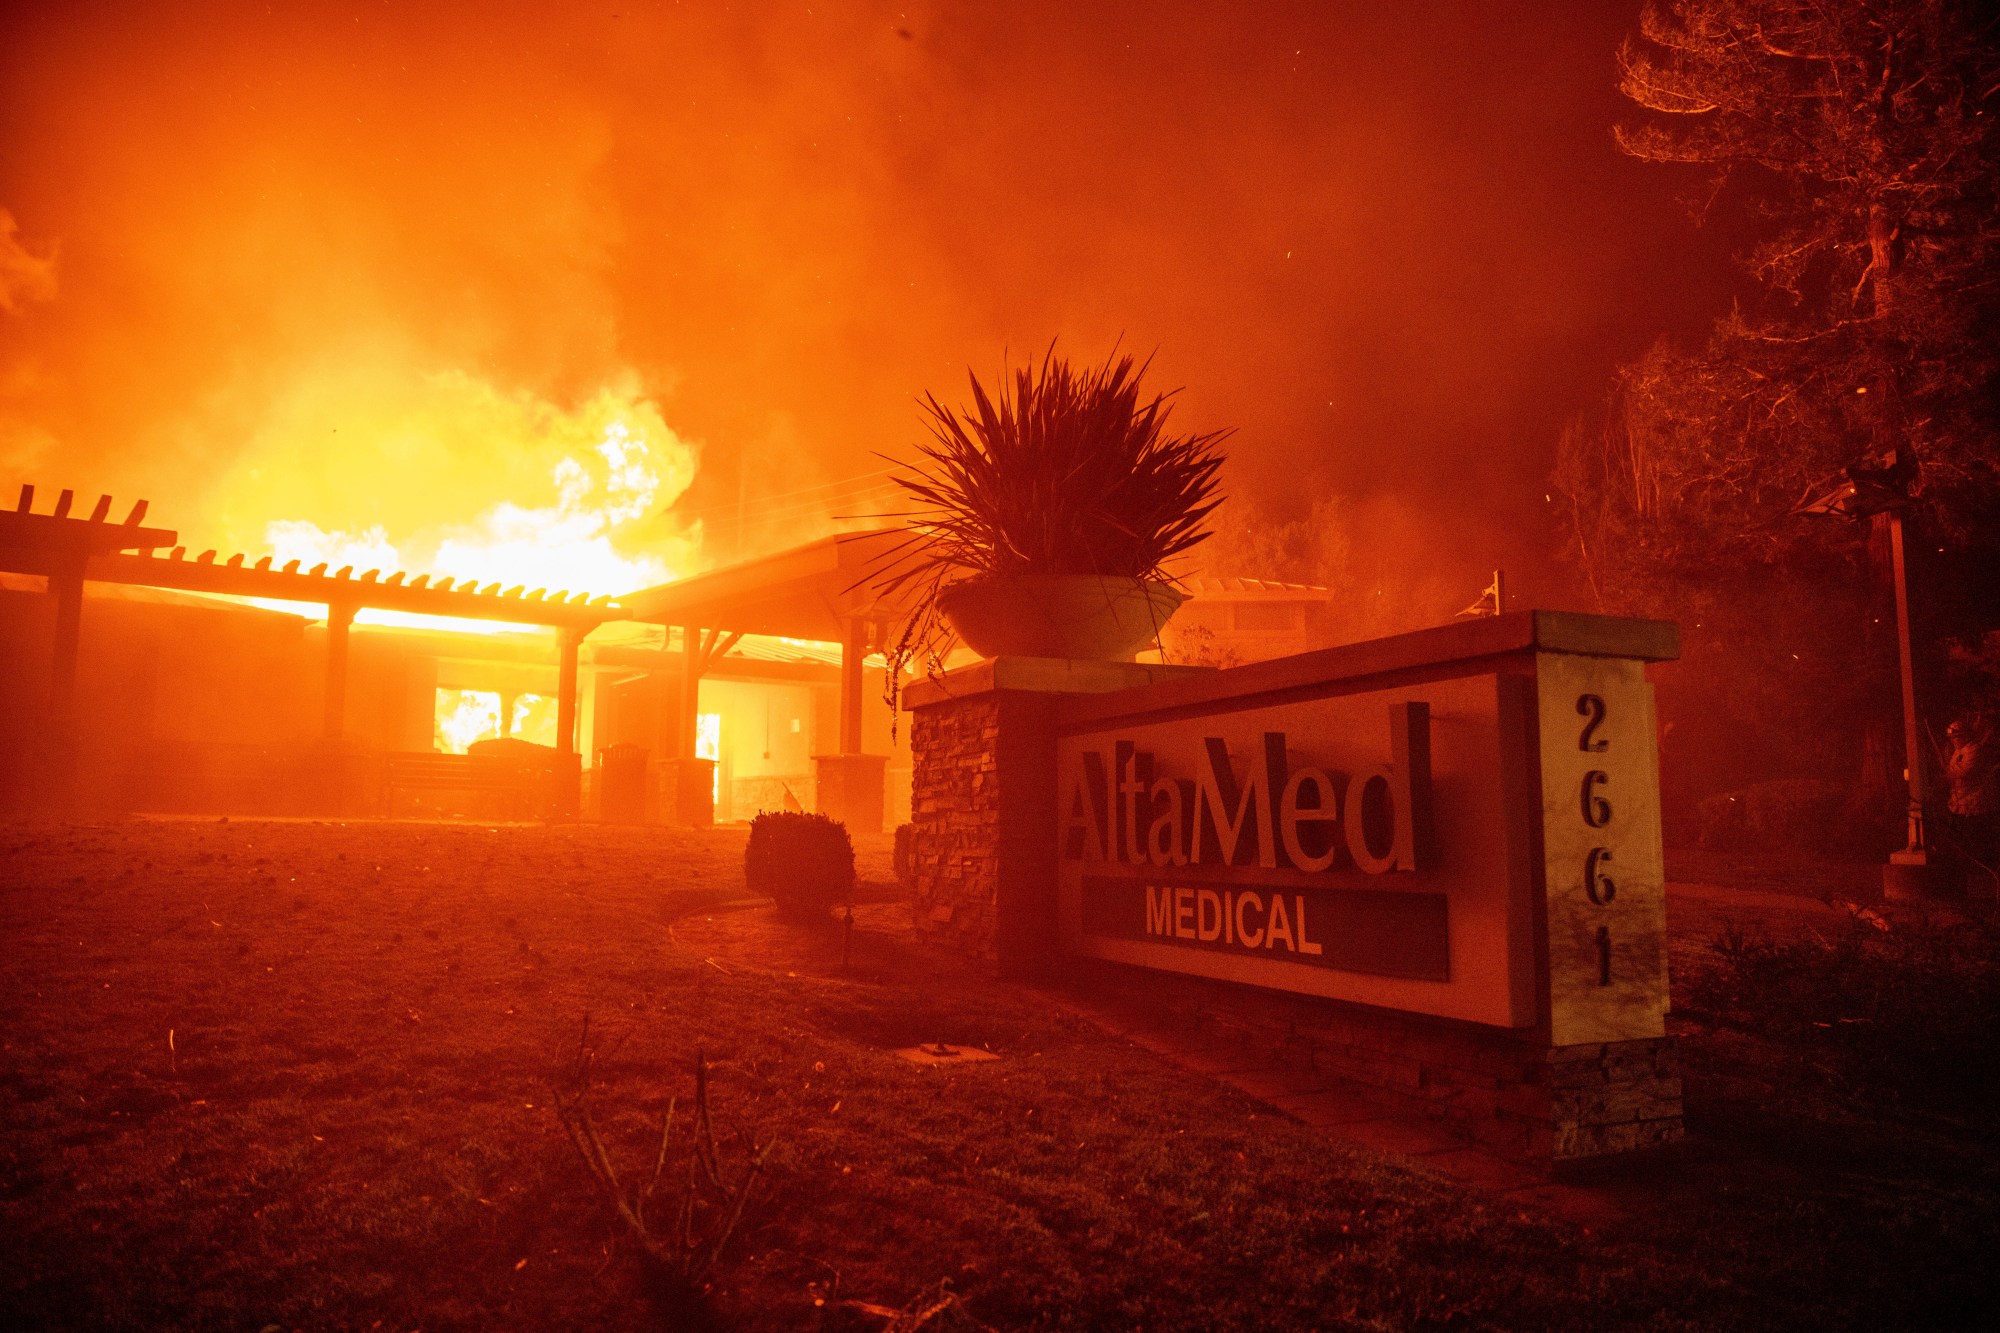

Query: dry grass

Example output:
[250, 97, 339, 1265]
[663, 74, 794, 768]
[1, 818, 1995, 1331]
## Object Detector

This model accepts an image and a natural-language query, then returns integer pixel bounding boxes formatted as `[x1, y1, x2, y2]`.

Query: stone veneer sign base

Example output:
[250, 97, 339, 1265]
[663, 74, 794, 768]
[905, 612, 1685, 1171]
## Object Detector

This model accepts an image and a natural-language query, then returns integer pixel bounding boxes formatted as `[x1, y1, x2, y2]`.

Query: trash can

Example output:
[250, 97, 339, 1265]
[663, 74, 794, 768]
[597, 743, 649, 824]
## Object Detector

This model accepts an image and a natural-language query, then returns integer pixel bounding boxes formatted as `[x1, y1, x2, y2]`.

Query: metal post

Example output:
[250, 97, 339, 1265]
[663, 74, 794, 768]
[1887, 511, 1929, 866]
[1789, 460, 1940, 897]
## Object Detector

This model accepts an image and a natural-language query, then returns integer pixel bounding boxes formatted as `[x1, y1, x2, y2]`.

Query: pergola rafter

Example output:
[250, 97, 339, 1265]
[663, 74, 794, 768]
[87, 547, 626, 630]
[0, 487, 179, 724]
[2, 483, 635, 811]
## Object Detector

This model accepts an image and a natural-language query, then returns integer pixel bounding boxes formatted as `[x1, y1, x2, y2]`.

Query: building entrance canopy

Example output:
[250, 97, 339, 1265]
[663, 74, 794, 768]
[619, 527, 920, 642]
[617, 528, 927, 831]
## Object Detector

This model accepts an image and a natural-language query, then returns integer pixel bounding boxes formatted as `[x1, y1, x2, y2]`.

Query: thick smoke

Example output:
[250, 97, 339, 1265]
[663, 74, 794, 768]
[0, 0, 1729, 598]
[0, 209, 56, 313]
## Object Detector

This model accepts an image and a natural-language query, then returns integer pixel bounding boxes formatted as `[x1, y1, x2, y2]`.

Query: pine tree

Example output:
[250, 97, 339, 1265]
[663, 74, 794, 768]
[1557, 1, 2000, 838]
[1562, 0, 1998, 578]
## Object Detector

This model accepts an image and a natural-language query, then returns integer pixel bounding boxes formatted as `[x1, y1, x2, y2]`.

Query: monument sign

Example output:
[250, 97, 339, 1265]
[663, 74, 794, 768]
[1055, 623, 1667, 1040]
[909, 612, 1682, 1165]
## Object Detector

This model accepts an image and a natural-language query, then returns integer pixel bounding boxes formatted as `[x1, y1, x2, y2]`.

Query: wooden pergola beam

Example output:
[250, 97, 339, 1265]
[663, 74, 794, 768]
[698, 627, 744, 675]
[85, 550, 626, 630]
[556, 628, 583, 759]
[1, 489, 177, 706]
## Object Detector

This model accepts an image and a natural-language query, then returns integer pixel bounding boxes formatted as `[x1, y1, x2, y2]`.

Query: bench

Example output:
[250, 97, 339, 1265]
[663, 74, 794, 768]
[381, 751, 555, 819]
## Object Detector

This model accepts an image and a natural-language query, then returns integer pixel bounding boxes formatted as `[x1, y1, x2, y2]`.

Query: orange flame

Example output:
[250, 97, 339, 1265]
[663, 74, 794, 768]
[433, 689, 502, 752]
[209, 371, 701, 632]
[432, 688, 558, 751]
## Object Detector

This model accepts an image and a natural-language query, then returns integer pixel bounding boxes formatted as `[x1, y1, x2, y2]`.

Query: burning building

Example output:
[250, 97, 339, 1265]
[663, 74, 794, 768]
[3, 439, 1323, 835]
[0, 482, 915, 831]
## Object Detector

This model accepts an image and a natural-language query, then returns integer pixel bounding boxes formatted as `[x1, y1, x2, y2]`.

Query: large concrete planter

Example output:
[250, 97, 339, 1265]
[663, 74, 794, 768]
[937, 574, 1184, 661]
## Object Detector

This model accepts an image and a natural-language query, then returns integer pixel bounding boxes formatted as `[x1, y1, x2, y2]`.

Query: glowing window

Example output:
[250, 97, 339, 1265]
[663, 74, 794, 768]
[510, 693, 557, 748]
[435, 689, 502, 753]
[697, 712, 722, 802]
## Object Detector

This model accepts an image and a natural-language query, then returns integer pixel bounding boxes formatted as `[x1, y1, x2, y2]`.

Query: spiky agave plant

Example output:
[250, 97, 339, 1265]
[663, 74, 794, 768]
[876, 346, 1229, 708]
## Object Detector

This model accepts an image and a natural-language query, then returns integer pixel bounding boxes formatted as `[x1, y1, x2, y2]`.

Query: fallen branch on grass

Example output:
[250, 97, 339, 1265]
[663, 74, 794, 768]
[551, 1021, 774, 1295]
[853, 1278, 991, 1332]
[826, 1279, 990, 1332]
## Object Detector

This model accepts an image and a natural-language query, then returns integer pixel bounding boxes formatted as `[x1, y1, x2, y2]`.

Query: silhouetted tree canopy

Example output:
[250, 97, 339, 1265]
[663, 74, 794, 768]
[1559, 0, 2000, 592]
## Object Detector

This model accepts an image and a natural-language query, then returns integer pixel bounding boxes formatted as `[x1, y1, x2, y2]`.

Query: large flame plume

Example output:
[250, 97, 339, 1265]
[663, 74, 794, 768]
[0, 2, 1724, 634]
[201, 365, 700, 631]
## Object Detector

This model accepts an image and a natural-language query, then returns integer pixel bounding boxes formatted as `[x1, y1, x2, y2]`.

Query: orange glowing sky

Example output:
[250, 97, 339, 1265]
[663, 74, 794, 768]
[0, 0, 1733, 602]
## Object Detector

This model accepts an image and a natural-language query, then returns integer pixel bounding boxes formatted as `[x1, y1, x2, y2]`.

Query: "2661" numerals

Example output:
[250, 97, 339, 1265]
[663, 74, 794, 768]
[1576, 693, 1615, 985]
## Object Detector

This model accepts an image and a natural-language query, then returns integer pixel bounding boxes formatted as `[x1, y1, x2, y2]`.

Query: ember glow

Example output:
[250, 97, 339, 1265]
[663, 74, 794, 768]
[433, 689, 502, 753]
[432, 689, 558, 751]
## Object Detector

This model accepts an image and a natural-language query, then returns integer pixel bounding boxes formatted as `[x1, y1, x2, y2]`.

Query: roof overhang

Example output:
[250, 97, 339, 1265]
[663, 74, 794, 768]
[620, 528, 925, 640]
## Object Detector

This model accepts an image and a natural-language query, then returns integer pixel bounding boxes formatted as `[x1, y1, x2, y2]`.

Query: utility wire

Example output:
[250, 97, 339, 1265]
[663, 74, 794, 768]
[679, 485, 908, 531]
[662, 468, 899, 521]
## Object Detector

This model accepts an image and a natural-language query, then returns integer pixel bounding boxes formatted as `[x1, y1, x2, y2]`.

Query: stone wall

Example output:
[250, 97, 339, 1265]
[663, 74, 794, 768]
[904, 642, 1685, 1170]
[1069, 959, 1682, 1166]
[909, 688, 1059, 972]
[727, 773, 814, 822]
[910, 691, 998, 958]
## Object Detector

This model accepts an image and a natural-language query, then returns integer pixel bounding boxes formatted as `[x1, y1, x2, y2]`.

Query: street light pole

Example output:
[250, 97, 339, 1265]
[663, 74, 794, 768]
[1882, 509, 1934, 897]
[1793, 447, 1941, 900]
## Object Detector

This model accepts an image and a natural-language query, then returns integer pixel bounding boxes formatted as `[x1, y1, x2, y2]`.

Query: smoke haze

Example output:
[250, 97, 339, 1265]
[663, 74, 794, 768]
[0, 0, 1733, 603]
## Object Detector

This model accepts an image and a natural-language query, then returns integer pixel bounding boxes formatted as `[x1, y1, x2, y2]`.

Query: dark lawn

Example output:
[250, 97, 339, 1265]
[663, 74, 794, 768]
[1, 819, 1994, 1331]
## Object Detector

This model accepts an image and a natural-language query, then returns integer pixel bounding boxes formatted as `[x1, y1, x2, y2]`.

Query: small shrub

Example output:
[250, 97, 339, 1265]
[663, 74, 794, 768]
[745, 811, 855, 919]
[1685, 913, 2000, 1115]
[893, 822, 918, 890]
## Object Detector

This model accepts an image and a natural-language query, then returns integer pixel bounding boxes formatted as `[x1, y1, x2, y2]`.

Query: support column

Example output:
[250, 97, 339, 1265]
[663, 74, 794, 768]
[658, 625, 714, 827]
[815, 615, 884, 832]
[47, 553, 85, 722]
[323, 601, 355, 742]
[839, 615, 866, 755]
[649, 643, 676, 823]
[556, 630, 580, 758]
[317, 601, 359, 816]
[44, 552, 86, 809]
[654, 648, 677, 759]
[553, 627, 583, 821]
[680, 624, 703, 758]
